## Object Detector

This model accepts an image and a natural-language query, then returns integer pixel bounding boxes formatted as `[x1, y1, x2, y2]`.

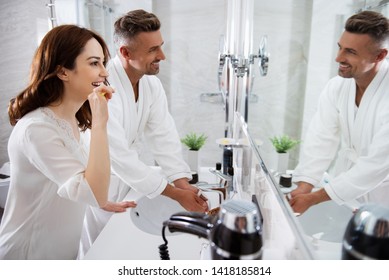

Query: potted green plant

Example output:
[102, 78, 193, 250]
[181, 132, 207, 151]
[270, 135, 300, 173]
[269, 135, 300, 153]
[181, 132, 207, 172]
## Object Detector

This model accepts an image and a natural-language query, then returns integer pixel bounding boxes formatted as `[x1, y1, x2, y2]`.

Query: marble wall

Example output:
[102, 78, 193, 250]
[0, 0, 50, 167]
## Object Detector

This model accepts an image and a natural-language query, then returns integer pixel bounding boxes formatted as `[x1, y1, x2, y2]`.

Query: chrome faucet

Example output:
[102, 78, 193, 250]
[209, 167, 234, 197]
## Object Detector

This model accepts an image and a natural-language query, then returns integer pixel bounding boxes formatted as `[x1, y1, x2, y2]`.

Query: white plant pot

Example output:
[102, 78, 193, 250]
[187, 150, 199, 172]
[277, 152, 289, 174]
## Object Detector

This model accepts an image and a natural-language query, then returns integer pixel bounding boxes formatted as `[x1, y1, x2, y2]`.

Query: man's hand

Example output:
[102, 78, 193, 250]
[290, 181, 314, 198]
[173, 178, 209, 203]
[289, 188, 331, 214]
[162, 183, 209, 212]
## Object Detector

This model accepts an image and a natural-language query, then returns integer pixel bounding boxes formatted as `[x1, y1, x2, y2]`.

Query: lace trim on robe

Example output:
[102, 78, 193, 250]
[40, 107, 80, 152]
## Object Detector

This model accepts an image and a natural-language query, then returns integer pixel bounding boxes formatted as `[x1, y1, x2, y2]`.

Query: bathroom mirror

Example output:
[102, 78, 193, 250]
[233, 111, 315, 259]
[1, 0, 388, 169]
[247, 0, 389, 171]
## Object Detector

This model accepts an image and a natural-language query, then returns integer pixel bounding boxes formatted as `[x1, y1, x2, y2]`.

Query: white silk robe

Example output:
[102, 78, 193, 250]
[0, 108, 99, 259]
[293, 60, 389, 207]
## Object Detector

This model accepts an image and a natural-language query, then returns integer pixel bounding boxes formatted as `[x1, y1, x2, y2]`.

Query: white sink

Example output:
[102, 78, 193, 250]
[130, 195, 185, 236]
[297, 200, 353, 259]
[298, 200, 353, 242]
[130, 190, 223, 236]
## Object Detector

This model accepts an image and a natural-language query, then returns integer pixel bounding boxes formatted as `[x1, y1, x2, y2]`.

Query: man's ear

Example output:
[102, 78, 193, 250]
[376, 48, 388, 62]
[119, 46, 131, 60]
[56, 66, 69, 81]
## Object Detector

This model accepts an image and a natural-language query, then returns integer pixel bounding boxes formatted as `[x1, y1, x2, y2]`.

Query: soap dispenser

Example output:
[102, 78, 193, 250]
[222, 146, 233, 175]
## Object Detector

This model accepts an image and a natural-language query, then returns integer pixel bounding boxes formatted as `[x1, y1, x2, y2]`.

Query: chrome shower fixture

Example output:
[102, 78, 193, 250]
[218, 35, 269, 83]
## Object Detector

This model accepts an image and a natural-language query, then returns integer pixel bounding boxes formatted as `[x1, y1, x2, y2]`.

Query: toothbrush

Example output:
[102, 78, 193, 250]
[100, 79, 113, 97]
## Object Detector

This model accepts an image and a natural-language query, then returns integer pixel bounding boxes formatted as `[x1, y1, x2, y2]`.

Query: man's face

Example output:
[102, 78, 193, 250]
[335, 31, 380, 80]
[127, 30, 166, 76]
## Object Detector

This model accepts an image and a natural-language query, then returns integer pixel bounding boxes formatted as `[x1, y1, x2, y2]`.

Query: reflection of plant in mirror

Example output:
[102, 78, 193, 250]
[181, 132, 207, 151]
[270, 135, 300, 153]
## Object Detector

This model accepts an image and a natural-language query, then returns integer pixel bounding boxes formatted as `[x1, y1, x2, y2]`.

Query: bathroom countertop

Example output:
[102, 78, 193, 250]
[84, 189, 212, 260]
[84, 167, 288, 260]
[84, 168, 221, 260]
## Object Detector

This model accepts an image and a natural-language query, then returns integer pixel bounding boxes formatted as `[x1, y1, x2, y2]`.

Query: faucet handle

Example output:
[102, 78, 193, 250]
[209, 168, 232, 181]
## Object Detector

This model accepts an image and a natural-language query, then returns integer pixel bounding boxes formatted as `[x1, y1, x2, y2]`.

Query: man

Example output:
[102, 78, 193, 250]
[290, 11, 389, 214]
[79, 9, 208, 257]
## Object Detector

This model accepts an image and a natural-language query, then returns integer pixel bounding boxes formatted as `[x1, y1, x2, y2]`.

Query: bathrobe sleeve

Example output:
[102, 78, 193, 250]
[293, 78, 342, 186]
[22, 120, 99, 207]
[143, 77, 192, 182]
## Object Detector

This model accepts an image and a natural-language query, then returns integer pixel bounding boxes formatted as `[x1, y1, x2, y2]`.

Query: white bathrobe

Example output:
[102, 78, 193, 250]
[79, 55, 191, 257]
[293, 60, 389, 207]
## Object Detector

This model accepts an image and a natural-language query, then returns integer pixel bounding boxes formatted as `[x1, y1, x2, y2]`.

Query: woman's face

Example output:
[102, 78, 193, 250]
[64, 38, 108, 101]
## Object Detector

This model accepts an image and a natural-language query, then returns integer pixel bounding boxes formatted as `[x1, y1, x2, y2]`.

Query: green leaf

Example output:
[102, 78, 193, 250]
[181, 132, 208, 151]
[269, 135, 300, 153]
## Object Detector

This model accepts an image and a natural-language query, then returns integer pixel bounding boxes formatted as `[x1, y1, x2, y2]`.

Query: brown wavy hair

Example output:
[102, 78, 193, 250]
[8, 24, 110, 130]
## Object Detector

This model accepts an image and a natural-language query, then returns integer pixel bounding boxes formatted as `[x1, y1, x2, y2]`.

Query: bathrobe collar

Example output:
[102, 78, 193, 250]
[110, 55, 146, 138]
[351, 59, 389, 150]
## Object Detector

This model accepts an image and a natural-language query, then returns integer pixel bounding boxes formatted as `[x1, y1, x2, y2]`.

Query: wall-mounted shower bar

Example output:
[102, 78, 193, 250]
[46, 0, 57, 29]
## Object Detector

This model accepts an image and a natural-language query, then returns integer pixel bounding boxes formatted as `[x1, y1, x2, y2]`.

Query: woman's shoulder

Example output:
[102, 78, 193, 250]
[13, 108, 79, 150]
[13, 108, 67, 140]
[16, 108, 55, 127]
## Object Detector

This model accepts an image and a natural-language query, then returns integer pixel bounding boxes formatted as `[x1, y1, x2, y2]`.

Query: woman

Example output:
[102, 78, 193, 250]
[0, 25, 135, 259]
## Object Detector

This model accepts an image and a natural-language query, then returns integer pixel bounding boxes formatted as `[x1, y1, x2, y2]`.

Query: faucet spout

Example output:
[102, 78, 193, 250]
[209, 168, 234, 196]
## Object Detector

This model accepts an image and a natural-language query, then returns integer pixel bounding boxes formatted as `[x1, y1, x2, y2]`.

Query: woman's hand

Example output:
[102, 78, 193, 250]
[85, 83, 115, 206]
[101, 201, 137, 213]
[88, 84, 115, 127]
